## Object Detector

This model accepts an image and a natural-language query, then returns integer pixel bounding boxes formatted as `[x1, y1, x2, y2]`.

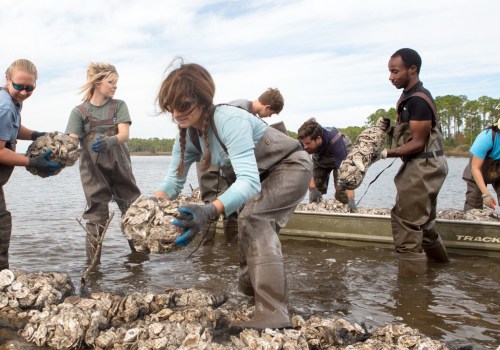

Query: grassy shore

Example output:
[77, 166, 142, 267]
[130, 146, 471, 158]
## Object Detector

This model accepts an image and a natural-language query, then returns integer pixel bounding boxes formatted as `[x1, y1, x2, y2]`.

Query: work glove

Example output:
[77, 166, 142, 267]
[92, 135, 118, 153]
[482, 193, 497, 209]
[348, 198, 357, 213]
[309, 187, 323, 203]
[31, 131, 46, 141]
[376, 117, 393, 134]
[173, 203, 219, 246]
[28, 150, 62, 175]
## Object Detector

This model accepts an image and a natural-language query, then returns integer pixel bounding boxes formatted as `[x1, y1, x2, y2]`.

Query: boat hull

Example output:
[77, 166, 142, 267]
[280, 212, 500, 258]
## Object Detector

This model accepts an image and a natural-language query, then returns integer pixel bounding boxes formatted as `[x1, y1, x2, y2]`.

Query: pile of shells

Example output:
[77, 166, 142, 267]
[0, 269, 451, 350]
[297, 200, 500, 222]
[338, 126, 387, 190]
[0, 269, 74, 327]
[121, 194, 201, 254]
[20, 288, 226, 349]
[296, 199, 391, 216]
[437, 208, 500, 222]
[210, 315, 447, 350]
[25, 131, 81, 177]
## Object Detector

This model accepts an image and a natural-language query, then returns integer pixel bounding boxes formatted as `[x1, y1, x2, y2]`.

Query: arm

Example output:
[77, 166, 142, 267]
[115, 122, 130, 144]
[386, 119, 431, 157]
[0, 140, 29, 166]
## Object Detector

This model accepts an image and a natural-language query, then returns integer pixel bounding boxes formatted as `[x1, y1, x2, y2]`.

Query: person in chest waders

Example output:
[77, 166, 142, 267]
[196, 87, 285, 246]
[462, 120, 500, 211]
[65, 62, 141, 263]
[152, 59, 312, 330]
[376, 48, 449, 277]
[0, 59, 61, 270]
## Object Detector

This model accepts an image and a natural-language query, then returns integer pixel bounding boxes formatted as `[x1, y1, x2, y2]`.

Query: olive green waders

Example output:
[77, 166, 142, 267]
[312, 136, 352, 204]
[391, 120, 449, 277]
[80, 135, 141, 262]
[462, 156, 500, 211]
[0, 143, 15, 270]
[230, 127, 312, 330]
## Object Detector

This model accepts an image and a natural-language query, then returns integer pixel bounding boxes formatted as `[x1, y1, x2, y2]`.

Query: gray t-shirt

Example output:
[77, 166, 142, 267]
[227, 99, 253, 114]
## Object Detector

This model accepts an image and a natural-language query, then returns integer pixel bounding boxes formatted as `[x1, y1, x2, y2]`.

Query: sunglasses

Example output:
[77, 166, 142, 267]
[11, 82, 36, 92]
[167, 99, 196, 114]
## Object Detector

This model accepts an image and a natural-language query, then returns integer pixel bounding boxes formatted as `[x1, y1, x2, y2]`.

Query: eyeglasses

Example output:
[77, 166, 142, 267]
[11, 82, 36, 92]
[167, 99, 195, 113]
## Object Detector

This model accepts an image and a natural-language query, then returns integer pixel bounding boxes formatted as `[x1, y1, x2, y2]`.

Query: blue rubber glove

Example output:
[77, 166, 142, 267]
[92, 135, 118, 153]
[174, 203, 219, 246]
[28, 150, 62, 175]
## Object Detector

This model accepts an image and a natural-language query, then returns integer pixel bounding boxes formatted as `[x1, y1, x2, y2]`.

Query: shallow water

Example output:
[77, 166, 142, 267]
[1, 156, 499, 349]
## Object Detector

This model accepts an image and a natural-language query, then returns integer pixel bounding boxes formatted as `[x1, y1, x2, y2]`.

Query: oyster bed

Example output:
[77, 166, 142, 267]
[25, 131, 81, 177]
[296, 199, 500, 221]
[0, 268, 450, 349]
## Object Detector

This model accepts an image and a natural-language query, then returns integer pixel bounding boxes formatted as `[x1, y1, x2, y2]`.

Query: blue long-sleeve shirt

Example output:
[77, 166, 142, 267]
[159, 105, 267, 215]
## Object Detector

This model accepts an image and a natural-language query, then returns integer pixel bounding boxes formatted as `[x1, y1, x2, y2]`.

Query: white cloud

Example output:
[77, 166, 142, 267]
[2, 0, 499, 153]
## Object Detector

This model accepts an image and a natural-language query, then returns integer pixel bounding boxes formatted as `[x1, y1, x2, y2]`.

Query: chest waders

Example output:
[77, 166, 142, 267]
[193, 115, 290, 246]
[312, 133, 352, 204]
[190, 118, 312, 330]
[0, 142, 16, 270]
[77, 101, 141, 261]
[462, 130, 500, 211]
[391, 92, 449, 277]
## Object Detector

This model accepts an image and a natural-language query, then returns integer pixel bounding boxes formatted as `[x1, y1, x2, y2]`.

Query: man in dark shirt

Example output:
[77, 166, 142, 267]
[377, 48, 449, 277]
[297, 118, 356, 211]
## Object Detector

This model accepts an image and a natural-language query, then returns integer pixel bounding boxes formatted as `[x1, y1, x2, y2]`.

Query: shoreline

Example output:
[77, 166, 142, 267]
[130, 147, 470, 158]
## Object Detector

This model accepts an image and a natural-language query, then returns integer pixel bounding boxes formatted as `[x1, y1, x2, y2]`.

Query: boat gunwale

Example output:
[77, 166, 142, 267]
[293, 210, 500, 226]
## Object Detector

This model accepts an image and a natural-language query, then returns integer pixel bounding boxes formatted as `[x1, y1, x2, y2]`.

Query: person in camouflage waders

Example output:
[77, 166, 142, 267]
[377, 48, 449, 277]
[65, 62, 141, 263]
[0, 59, 61, 270]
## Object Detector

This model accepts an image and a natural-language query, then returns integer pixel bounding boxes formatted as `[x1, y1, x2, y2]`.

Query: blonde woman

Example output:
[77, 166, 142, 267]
[65, 62, 141, 262]
[0, 59, 60, 270]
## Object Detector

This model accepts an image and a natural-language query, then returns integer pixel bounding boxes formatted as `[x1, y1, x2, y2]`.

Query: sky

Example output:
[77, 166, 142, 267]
[2, 0, 499, 152]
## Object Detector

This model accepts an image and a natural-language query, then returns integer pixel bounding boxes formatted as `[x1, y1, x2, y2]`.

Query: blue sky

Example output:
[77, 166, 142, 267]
[2, 0, 499, 152]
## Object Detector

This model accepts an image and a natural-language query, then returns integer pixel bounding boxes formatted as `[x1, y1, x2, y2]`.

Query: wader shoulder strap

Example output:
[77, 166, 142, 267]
[486, 129, 497, 158]
[188, 107, 228, 155]
[77, 99, 117, 129]
[397, 91, 438, 123]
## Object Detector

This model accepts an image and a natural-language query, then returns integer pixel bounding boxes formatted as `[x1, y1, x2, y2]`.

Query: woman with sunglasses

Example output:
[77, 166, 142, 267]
[153, 59, 312, 331]
[65, 62, 141, 263]
[0, 59, 61, 270]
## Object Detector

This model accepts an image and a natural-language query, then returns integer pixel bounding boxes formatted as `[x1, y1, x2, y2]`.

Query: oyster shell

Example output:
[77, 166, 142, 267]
[25, 131, 81, 177]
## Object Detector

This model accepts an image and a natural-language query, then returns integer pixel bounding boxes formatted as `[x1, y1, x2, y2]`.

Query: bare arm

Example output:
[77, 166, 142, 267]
[0, 140, 29, 166]
[17, 124, 35, 141]
[116, 122, 130, 144]
[470, 156, 489, 196]
[386, 119, 431, 157]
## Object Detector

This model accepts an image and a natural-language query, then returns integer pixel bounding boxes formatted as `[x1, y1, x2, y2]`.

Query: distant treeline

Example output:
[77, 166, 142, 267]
[129, 95, 499, 153]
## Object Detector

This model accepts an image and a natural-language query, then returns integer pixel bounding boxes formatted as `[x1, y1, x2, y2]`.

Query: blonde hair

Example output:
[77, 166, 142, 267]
[80, 62, 118, 101]
[5, 59, 38, 81]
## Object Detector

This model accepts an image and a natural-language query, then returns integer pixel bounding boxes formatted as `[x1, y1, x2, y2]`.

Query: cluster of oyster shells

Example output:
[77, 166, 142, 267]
[20, 287, 226, 349]
[0, 269, 74, 327]
[121, 194, 202, 254]
[338, 126, 387, 190]
[25, 131, 81, 177]
[0, 269, 450, 349]
[297, 199, 500, 221]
